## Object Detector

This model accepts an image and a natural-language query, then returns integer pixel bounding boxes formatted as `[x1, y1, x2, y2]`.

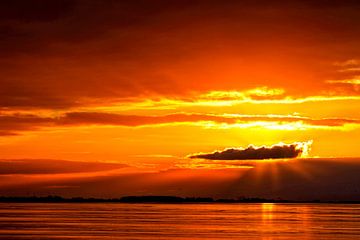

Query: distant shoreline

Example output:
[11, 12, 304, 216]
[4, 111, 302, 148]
[0, 196, 359, 204]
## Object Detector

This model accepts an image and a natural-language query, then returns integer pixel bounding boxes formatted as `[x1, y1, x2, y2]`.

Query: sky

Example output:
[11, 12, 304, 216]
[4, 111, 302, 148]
[1, 0, 360, 200]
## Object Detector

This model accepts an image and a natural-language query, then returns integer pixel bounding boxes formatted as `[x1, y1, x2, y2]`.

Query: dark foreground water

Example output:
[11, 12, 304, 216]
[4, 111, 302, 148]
[0, 203, 359, 239]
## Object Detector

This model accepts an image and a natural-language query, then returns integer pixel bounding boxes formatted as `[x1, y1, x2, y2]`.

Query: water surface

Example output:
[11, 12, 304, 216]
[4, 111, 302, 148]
[0, 203, 359, 239]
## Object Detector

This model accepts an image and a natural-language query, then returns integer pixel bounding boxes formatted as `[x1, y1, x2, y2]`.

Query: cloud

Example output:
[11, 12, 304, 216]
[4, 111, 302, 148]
[0, 0, 75, 22]
[59, 112, 238, 126]
[1, 111, 360, 136]
[0, 113, 54, 135]
[188, 141, 312, 160]
[32, 112, 360, 130]
[1, 1, 360, 110]
[326, 78, 360, 86]
[0, 159, 128, 175]
[199, 87, 285, 101]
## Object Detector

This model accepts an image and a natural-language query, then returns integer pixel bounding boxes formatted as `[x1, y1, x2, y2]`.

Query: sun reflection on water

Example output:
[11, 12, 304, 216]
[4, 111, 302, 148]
[261, 203, 275, 223]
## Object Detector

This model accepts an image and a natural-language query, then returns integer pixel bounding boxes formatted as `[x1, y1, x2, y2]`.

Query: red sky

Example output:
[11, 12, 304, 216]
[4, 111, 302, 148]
[1, 0, 360, 200]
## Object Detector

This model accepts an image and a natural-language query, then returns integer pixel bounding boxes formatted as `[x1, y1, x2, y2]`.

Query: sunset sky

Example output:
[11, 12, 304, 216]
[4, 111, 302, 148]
[1, 0, 360, 200]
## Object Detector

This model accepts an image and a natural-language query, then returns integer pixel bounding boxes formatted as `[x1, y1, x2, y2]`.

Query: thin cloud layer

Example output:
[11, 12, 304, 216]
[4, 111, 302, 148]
[188, 141, 312, 160]
[1, 111, 360, 136]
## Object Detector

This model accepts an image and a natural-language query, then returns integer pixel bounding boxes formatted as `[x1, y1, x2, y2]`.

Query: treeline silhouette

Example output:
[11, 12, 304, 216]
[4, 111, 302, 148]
[0, 195, 359, 203]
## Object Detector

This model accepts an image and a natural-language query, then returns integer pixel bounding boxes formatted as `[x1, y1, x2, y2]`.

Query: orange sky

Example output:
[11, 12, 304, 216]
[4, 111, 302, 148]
[1, 0, 360, 199]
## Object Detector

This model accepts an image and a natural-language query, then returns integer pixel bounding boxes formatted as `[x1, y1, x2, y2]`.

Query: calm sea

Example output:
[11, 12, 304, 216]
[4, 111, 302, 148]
[0, 203, 359, 239]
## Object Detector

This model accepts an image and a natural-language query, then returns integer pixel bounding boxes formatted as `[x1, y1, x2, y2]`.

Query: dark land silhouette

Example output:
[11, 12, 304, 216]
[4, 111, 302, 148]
[0, 195, 359, 204]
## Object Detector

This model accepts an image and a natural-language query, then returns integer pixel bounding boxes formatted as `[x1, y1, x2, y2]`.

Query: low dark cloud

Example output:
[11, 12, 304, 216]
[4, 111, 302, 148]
[188, 142, 311, 160]
[0, 159, 127, 175]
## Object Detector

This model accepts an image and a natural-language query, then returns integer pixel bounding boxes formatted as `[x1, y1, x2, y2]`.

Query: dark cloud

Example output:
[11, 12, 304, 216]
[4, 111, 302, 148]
[188, 142, 309, 160]
[0, 0, 75, 22]
[1, 1, 360, 109]
[0, 131, 19, 136]
[0, 159, 127, 175]
[0, 112, 237, 135]
[0, 113, 54, 135]
[0, 112, 224, 135]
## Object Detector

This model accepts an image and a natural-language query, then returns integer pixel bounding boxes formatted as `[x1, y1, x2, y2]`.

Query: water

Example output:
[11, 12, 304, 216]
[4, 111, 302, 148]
[0, 203, 359, 239]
